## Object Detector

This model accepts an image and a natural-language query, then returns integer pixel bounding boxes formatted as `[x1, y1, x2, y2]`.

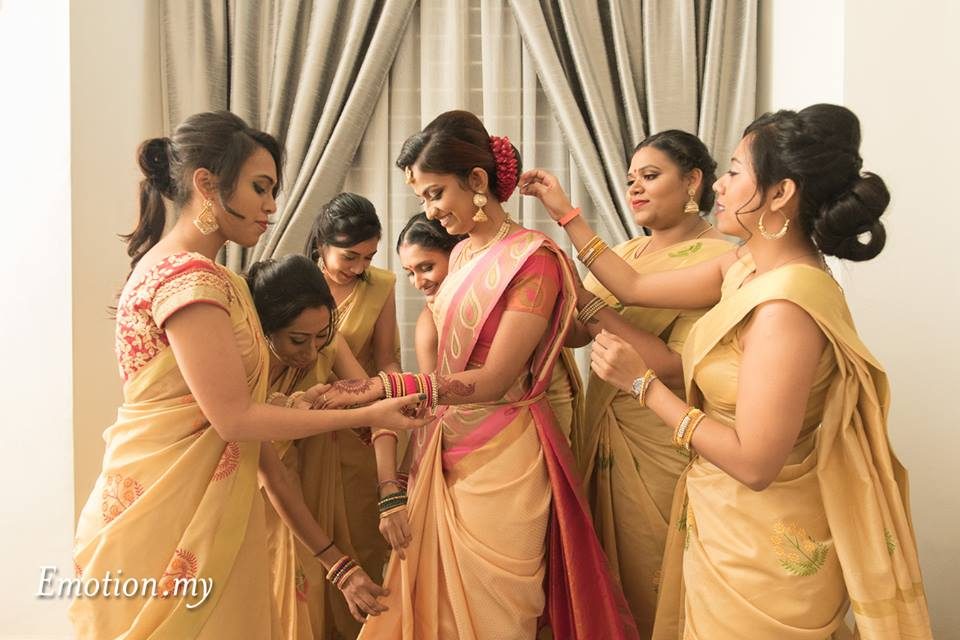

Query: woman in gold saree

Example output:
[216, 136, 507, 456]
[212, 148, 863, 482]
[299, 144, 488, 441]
[522, 104, 931, 639]
[397, 211, 584, 441]
[325, 111, 638, 639]
[559, 131, 732, 635]
[251, 253, 408, 637]
[70, 112, 429, 639]
[300, 193, 404, 632]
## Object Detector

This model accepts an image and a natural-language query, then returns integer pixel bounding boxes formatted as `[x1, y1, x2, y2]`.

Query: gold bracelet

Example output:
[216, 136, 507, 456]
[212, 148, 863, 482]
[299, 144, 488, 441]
[581, 242, 609, 268]
[576, 235, 600, 262]
[576, 297, 608, 324]
[674, 407, 706, 450]
[377, 371, 392, 398]
[285, 391, 305, 408]
[379, 504, 408, 520]
[681, 409, 707, 452]
[335, 564, 363, 590]
[371, 429, 399, 444]
[267, 391, 286, 406]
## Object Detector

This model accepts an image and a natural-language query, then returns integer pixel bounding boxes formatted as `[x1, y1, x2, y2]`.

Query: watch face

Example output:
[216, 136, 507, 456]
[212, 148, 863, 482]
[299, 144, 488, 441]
[631, 377, 644, 398]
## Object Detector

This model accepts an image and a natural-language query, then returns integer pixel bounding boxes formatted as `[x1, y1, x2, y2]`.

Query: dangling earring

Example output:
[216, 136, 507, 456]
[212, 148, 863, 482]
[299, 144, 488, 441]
[193, 199, 219, 235]
[473, 192, 488, 222]
[684, 188, 699, 214]
[758, 209, 789, 240]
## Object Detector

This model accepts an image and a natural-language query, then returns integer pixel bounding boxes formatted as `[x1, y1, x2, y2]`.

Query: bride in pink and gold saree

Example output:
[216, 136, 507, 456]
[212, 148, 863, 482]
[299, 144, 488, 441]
[324, 111, 636, 640]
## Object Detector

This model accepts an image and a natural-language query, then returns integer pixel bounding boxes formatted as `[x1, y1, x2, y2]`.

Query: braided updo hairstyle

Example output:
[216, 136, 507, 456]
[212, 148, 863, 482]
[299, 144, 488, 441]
[395, 110, 521, 203]
[124, 111, 284, 270]
[743, 104, 888, 261]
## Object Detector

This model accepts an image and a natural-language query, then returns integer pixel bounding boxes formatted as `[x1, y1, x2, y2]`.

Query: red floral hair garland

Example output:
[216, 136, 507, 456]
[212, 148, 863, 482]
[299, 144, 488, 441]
[489, 135, 518, 202]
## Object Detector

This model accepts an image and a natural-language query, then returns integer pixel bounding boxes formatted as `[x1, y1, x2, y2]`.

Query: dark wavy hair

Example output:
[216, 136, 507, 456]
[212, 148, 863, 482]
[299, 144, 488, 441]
[124, 111, 284, 270]
[634, 130, 717, 212]
[303, 192, 382, 264]
[395, 110, 521, 202]
[741, 104, 888, 261]
[396, 212, 465, 254]
[245, 254, 336, 349]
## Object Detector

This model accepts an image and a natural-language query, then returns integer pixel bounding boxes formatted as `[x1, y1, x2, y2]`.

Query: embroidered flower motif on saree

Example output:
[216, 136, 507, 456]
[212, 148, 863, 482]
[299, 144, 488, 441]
[212, 442, 241, 481]
[885, 528, 897, 556]
[295, 563, 309, 602]
[101, 473, 144, 523]
[770, 520, 829, 576]
[668, 241, 703, 258]
[159, 548, 199, 598]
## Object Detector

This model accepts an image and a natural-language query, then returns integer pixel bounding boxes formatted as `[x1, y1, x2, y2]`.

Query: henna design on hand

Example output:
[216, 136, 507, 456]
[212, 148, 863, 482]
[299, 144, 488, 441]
[332, 379, 374, 395]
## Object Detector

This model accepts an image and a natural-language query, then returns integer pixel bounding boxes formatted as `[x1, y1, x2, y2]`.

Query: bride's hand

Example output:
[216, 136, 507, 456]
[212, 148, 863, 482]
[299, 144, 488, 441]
[518, 168, 575, 221]
[314, 377, 384, 409]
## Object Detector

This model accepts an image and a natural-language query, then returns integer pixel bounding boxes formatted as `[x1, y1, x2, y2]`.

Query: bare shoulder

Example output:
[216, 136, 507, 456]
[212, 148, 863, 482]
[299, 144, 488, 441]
[742, 299, 826, 351]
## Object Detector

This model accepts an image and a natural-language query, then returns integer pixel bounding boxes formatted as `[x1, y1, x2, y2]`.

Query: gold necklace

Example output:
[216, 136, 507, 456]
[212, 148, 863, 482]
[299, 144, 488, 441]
[460, 219, 512, 264]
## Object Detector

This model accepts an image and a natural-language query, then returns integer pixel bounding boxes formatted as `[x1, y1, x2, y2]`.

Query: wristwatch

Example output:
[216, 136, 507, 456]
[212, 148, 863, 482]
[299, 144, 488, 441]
[629, 369, 658, 407]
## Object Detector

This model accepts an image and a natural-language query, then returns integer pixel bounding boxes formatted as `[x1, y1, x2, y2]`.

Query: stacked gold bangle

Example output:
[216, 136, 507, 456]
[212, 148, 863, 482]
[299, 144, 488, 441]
[577, 235, 609, 268]
[577, 296, 608, 324]
[674, 407, 707, 452]
[378, 490, 408, 519]
[284, 391, 305, 408]
[377, 371, 391, 399]
[326, 556, 361, 590]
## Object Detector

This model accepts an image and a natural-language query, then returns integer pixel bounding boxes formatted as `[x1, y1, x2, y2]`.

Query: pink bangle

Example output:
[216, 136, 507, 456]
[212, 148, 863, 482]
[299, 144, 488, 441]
[557, 207, 581, 227]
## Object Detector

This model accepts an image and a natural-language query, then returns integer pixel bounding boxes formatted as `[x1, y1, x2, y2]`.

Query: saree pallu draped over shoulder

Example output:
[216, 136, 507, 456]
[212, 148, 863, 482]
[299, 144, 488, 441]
[652, 258, 932, 640]
[576, 236, 732, 635]
[360, 230, 638, 640]
[70, 255, 280, 638]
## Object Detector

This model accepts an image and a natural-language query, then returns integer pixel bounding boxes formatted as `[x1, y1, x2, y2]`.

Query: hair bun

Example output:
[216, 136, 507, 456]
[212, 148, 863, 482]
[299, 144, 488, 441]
[813, 172, 889, 261]
[138, 137, 175, 199]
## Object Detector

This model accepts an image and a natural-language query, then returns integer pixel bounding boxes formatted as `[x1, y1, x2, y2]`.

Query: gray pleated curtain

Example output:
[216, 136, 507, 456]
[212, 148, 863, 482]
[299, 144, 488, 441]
[160, 0, 417, 270]
[159, 0, 756, 267]
[510, 0, 757, 241]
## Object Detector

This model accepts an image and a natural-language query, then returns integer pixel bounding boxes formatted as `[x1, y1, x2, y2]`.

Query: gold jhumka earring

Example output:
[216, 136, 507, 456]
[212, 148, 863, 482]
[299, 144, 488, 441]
[684, 188, 699, 214]
[472, 192, 488, 222]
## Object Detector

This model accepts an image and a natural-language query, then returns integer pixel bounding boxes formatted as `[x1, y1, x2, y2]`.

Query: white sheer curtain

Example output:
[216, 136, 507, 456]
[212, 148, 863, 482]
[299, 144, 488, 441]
[344, 0, 616, 368]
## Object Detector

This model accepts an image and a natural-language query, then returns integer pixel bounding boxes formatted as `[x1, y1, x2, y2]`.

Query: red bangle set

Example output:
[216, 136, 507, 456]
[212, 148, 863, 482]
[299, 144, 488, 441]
[380, 371, 440, 409]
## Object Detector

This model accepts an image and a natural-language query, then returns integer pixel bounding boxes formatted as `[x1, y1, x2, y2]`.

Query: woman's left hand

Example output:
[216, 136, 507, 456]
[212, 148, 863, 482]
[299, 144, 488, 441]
[590, 330, 649, 394]
[314, 378, 384, 409]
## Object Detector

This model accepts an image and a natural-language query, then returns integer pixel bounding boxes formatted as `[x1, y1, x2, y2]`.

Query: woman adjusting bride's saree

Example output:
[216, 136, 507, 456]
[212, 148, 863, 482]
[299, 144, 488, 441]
[359, 227, 637, 640]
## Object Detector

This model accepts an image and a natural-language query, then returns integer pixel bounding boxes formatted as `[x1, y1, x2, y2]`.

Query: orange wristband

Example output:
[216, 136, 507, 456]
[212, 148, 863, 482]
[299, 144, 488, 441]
[557, 207, 582, 227]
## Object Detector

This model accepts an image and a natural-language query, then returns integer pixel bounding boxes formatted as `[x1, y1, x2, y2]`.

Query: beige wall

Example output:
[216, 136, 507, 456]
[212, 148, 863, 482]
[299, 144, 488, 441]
[71, 0, 164, 513]
[843, 1, 960, 636]
[760, 1, 960, 636]
[0, 1, 75, 637]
